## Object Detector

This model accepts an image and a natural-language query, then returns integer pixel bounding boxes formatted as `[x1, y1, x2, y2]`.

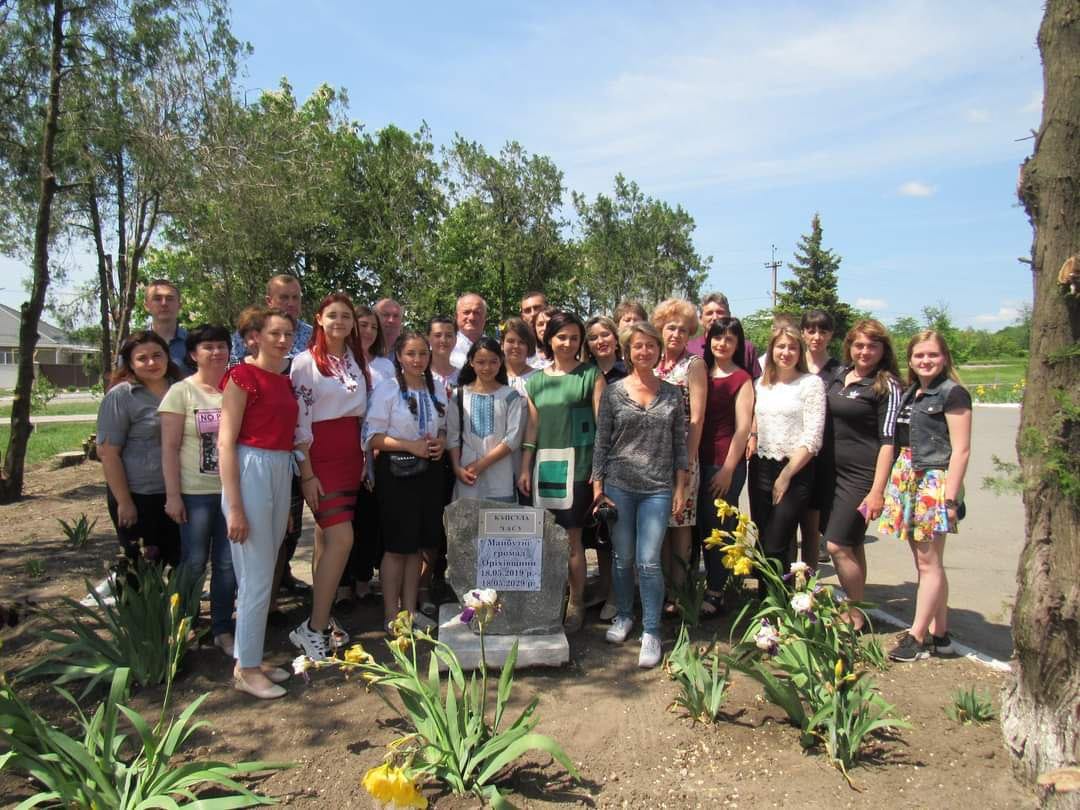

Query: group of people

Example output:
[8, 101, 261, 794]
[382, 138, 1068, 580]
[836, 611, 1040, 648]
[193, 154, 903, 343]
[96, 274, 972, 696]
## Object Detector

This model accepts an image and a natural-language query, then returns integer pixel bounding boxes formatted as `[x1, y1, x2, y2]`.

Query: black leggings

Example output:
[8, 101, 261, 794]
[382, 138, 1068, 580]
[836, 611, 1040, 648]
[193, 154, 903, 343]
[106, 490, 181, 568]
[748, 456, 812, 574]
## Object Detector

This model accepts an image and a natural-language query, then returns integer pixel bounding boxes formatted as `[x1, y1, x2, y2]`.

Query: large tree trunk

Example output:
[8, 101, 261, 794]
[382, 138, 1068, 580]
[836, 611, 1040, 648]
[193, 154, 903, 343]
[0, 0, 64, 504]
[1001, 2, 1080, 807]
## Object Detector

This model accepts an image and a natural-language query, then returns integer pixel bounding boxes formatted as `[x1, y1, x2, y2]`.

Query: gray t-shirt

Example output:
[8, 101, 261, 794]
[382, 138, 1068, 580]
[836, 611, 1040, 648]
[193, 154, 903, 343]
[592, 379, 689, 494]
[96, 380, 167, 494]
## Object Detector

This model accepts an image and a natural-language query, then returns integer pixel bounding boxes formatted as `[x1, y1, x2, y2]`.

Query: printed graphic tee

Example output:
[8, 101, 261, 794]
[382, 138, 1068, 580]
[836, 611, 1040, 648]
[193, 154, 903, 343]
[159, 377, 223, 494]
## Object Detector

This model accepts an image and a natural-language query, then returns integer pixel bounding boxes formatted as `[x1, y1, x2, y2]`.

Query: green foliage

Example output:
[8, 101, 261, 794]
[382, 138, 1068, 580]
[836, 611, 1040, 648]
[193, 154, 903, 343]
[30, 374, 57, 414]
[665, 625, 731, 724]
[306, 612, 579, 807]
[981, 454, 1024, 496]
[671, 556, 707, 628]
[0, 664, 288, 808]
[775, 214, 854, 339]
[58, 513, 97, 548]
[945, 686, 996, 724]
[572, 173, 710, 315]
[24, 559, 45, 581]
[1018, 388, 1080, 508]
[714, 503, 908, 776]
[19, 555, 202, 696]
[0, 423, 90, 467]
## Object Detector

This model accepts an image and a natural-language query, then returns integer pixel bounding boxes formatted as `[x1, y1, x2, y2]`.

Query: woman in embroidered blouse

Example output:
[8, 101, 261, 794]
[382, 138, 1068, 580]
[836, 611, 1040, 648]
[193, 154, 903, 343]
[160, 324, 235, 656]
[218, 308, 300, 700]
[364, 332, 448, 632]
[286, 293, 370, 661]
[448, 337, 525, 502]
[748, 324, 826, 572]
[98, 331, 184, 566]
[518, 310, 605, 633]
[651, 298, 706, 614]
[592, 321, 688, 668]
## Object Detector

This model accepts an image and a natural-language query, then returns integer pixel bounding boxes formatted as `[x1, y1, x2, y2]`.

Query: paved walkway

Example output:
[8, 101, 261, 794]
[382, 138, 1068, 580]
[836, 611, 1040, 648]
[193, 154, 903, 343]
[29, 413, 97, 424]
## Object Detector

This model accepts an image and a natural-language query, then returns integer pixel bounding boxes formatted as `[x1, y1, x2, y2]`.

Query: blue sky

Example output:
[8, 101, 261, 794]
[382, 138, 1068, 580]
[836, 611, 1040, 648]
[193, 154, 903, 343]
[1, 1, 1044, 329]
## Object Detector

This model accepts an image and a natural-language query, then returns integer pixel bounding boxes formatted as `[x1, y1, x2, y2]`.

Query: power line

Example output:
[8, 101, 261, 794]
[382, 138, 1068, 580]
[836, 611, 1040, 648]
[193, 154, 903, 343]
[764, 244, 782, 308]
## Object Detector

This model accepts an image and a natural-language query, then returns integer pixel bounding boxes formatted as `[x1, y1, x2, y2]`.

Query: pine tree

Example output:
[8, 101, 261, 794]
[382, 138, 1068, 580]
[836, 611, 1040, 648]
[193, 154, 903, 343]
[775, 213, 853, 337]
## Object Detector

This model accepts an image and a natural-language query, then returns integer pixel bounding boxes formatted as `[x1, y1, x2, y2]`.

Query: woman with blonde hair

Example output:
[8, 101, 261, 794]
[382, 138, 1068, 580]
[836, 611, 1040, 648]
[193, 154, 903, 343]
[651, 298, 706, 614]
[747, 324, 826, 572]
[879, 330, 971, 661]
[821, 318, 902, 631]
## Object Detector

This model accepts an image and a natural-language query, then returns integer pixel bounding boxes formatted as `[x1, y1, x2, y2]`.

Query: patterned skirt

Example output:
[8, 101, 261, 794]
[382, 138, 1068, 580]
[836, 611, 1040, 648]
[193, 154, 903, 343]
[878, 447, 955, 543]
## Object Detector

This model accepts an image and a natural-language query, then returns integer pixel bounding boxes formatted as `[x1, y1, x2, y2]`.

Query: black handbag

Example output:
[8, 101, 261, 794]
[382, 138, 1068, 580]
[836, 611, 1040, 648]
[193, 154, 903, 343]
[386, 452, 428, 478]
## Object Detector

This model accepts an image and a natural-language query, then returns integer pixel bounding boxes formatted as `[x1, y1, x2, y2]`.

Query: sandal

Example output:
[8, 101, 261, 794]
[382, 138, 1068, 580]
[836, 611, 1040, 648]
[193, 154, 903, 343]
[700, 591, 725, 619]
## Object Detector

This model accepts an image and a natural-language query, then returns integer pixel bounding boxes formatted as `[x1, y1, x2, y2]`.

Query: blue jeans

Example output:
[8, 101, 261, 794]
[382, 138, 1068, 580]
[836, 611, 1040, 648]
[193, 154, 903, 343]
[180, 493, 236, 637]
[606, 484, 672, 636]
[697, 461, 747, 592]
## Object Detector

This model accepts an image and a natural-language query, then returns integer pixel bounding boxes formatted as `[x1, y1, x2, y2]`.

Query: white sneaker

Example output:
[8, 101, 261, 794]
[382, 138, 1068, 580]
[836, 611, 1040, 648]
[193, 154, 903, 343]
[599, 600, 617, 621]
[289, 620, 331, 661]
[638, 633, 662, 668]
[605, 616, 634, 643]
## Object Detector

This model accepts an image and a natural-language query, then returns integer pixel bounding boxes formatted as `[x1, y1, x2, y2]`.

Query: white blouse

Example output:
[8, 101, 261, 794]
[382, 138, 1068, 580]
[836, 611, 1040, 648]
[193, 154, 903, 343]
[367, 355, 395, 390]
[363, 378, 447, 450]
[754, 373, 826, 460]
[447, 384, 526, 500]
[290, 349, 367, 447]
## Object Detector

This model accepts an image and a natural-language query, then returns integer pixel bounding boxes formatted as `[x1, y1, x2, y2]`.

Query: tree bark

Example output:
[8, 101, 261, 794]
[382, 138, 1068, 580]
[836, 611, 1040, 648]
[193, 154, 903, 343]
[88, 185, 113, 378]
[1001, 2, 1080, 807]
[0, 0, 65, 503]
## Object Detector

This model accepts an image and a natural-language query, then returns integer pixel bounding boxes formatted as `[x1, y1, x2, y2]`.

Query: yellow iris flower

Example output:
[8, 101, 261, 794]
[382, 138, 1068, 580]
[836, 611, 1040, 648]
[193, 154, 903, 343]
[362, 763, 427, 808]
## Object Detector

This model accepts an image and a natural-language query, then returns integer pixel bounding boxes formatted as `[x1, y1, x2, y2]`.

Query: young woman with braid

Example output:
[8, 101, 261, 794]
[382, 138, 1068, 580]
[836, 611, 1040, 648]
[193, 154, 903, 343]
[363, 331, 448, 633]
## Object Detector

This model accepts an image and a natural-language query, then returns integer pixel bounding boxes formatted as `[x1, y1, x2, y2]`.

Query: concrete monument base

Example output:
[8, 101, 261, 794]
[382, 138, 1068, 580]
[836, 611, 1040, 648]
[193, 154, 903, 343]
[436, 604, 569, 671]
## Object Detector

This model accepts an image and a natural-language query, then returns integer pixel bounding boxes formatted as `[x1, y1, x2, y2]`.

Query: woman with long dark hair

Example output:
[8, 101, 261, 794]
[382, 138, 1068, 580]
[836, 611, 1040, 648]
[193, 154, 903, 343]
[799, 308, 841, 571]
[518, 310, 605, 632]
[697, 316, 754, 616]
[288, 292, 369, 661]
[448, 336, 525, 502]
[98, 331, 184, 566]
[218, 308, 299, 699]
[879, 330, 971, 661]
[364, 331, 448, 633]
[160, 324, 236, 656]
[822, 319, 902, 631]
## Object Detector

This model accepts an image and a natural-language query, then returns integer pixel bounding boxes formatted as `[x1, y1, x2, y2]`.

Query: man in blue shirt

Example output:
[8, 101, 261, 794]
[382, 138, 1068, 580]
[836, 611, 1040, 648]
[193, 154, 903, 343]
[229, 273, 313, 366]
[145, 279, 191, 377]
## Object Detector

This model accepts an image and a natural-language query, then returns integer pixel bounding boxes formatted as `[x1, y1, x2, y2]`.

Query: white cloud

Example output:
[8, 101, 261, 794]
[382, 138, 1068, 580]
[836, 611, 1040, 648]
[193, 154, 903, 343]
[965, 108, 991, 124]
[855, 298, 888, 311]
[1022, 90, 1042, 113]
[972, 306, 1021, 326]
[898, 181, 936, 197]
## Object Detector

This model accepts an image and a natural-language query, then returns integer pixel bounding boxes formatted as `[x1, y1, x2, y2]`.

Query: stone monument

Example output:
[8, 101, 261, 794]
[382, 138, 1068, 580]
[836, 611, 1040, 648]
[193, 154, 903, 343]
[439, 498, 570, 669]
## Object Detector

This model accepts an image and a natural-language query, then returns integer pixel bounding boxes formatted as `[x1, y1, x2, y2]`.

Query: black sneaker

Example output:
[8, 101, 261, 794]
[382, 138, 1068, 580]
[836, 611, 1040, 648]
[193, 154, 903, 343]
[931, 632, 955, 656]
[888, 631, 931, 662]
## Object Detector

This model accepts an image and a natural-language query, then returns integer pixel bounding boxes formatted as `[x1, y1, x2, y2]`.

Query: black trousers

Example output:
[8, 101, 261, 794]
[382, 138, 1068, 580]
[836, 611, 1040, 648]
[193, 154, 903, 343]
[106, 490, 181, 568]
[748, 456, 813, 574]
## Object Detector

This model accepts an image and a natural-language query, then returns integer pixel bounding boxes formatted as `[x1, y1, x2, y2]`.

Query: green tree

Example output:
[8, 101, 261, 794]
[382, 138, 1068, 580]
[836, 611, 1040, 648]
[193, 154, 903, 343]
[776, 213, 854, 337]
[572, 174, 710, 315]
[437, 137, 575, 321]
[1001, 0, 1080, 796]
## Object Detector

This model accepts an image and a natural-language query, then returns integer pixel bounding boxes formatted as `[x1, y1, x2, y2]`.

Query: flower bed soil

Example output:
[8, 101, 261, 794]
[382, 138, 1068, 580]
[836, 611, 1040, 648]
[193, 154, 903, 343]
[0, 463, 1034, 808]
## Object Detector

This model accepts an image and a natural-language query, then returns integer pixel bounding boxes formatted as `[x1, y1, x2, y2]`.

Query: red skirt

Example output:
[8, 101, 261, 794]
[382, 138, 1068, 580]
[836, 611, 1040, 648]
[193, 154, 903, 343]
[310, 416, 364, 527]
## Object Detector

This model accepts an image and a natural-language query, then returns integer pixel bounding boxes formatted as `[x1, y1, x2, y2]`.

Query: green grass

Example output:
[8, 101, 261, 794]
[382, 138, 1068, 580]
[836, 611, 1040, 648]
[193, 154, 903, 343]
[0, 423, 93, 466]
[957, 361, 1026, 386]
[2, 400, 101, 419]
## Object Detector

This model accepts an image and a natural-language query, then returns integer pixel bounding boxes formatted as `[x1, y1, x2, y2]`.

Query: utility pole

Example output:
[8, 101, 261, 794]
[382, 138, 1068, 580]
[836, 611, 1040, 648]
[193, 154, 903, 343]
[764, 244, 782, 308]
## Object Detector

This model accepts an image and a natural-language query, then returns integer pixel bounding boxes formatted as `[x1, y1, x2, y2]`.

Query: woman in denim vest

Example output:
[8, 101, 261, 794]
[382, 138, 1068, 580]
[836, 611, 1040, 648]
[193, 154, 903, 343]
[879, 330, 972, 662]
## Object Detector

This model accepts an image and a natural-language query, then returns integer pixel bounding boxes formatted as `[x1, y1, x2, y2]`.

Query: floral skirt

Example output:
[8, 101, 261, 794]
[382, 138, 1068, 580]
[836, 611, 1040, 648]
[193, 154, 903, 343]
[878, 448, 955, 543]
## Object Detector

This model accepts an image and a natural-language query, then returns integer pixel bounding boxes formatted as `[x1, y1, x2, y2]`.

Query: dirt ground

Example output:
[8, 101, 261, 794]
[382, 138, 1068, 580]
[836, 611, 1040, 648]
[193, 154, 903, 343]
[0, 462, 1036, 808]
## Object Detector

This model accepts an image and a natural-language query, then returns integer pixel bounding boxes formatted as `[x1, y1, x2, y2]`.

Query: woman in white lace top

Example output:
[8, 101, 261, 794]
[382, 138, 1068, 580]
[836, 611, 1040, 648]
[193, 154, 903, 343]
[748, 324, 826, 571]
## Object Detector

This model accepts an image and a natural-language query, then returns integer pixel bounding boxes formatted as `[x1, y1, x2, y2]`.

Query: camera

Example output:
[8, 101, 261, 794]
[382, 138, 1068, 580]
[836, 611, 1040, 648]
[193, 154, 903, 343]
[594, 502, 618, 525]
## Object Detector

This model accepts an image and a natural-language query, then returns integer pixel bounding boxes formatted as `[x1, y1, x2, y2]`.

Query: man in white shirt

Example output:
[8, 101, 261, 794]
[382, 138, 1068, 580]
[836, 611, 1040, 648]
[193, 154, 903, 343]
[449, 292, 487, 368]
[374, 297, 403, 356]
